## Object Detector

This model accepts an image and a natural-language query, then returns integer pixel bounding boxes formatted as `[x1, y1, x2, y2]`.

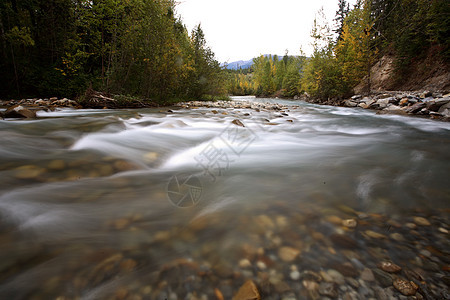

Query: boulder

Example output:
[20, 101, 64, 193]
[344, 100, 358, 107]
[420, 91, 432, 98]
[426, 97, 450, 112]
[438, 102, 450, 117]
[406, 102, 426, 114]
[375, 98, 391, 108]
[2, 105, 36, 118]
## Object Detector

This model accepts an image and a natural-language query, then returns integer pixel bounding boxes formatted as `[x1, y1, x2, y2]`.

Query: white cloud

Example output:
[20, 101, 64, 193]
[176, 0, 356, 62]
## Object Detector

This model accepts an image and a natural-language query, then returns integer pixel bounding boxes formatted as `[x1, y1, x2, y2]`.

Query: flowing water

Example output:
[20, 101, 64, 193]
[0, 96, 449, 299]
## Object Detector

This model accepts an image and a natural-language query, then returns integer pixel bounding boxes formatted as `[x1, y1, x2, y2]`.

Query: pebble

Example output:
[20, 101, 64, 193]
[373, 269, 393, 287]
[14, 165, 45, 179]
[289, 270, 300, 281]
[239, 259, 252, 269]
[360, 268, 375, 281]
[378, 261, 402, 273]
[364, 230, 387, 239]
[393, 278, 418, 296]
[256, 261, 267, 270]
[318, 282, 338, 298]
[278, 246, 300, 262]
[302, 280, 319, 291]
[327, 269, 345, 285]
[438, 227, 449, 234]
[342, 219, 357, 228]
[390, 232, 405, 242]
[413, 216, 431, 226]
[330, 233, 357, 248]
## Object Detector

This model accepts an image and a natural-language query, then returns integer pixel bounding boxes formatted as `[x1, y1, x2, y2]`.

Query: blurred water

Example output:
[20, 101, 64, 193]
[0, 97, 449, 299]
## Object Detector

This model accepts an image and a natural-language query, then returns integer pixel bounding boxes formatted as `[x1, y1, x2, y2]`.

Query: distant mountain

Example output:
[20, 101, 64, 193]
[223, 59, 254, 70]
[223, 54, 284, 70]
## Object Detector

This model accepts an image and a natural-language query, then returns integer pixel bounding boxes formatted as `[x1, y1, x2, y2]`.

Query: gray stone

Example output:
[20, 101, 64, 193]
[345, 100, 358, 107]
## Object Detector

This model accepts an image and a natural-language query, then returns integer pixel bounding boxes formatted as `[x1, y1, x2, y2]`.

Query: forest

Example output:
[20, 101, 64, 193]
[0, 0, 226, 102]
[228, 0, 449, 100]
[1, 0, 448, 102]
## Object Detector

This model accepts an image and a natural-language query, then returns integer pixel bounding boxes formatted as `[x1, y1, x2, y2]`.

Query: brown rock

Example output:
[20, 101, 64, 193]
[318, 282, 338, 298]
[233, 280, 261, 300]
[393, 278, 418, 296]
[232, 119, 245, 127]
[413, 216, 431, 226]
[278, 246, 300, 262]
[119, 259, 137, 272]
[378, 261, 402, 273]
[342, 218, 357, 228]
[3, 105, 36, 118]
[364, 230, 387, 239]
[330, 233, 357, 248]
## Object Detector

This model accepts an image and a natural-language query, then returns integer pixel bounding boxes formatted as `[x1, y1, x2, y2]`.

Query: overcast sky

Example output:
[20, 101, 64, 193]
[176, 0, 356, 63]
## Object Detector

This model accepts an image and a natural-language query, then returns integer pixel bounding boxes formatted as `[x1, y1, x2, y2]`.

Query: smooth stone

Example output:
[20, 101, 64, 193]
[342, 219, 357, 228]
[330, 233, 358, 248]
[302, 280, 319, 291]
[373, 269, 393, 287]
[365, 230, 387, 239]
[378, 261, 402, 273]
[278, 246, 300, 262]
[413, 216, 431, 226]
[239, 259, 252, 269]
[290, 270, 300, 281]
[232, 119, 245, 127]
[318, 282, 338, 298]
[327, 269, 345, 285]
[393, 278, 418, 296]
[360, 268, 375, 281]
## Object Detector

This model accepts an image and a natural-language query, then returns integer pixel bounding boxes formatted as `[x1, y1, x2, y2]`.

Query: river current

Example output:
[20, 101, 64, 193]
[0, 96, 449, 299]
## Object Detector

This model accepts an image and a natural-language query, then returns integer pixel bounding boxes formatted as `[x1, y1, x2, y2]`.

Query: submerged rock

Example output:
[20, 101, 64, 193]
[233, 280, 260, 300]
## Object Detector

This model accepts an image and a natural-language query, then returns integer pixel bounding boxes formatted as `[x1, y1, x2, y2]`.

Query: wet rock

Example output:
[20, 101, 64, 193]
[239, 259, 252, 268]
[48, 160, 66, 170]
[413, 216, 431, 226]
[233, 280, 261, 300]
[326, 269, 345, 285]
[427, 97, 450, 111]
[119, 259, 137, 272]
[330, 233, 357, 248]
[420, 91, 432, 98]
[360, 268, 375, 281]
[378, 261, 402, 273]
[302, 279, 319, 291]
[332, 262, 359, 277]
[2, 105, 36, 118]
[364, 230, 387, 239]
[290, 270, 300, 281]
[373, 269, 393, 287]
[318, 282, 338, 298]
[232, 119, 245, 127]
[278, 246, 300, 262]
[14, 165, 45, 179]
[342, 218, 357, 228]
[393, 278, 418, 296]
[406, 102, 426, 114]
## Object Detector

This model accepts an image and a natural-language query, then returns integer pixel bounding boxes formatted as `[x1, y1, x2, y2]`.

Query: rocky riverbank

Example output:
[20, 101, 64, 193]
[309, 91, 450, 121]
[0, 92, 158, 119]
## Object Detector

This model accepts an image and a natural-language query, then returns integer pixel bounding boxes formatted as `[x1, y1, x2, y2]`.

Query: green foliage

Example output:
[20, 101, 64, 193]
[0, 0, 226, 102]
[249, 54, 305, 97]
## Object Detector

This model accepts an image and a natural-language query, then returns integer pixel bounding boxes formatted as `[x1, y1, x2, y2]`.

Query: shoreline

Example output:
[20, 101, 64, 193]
[1, 91, 449, 122]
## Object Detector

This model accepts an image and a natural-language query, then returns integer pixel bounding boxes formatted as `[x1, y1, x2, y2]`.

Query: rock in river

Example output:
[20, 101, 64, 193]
[393, 278, 418, 296]
[233, 280, 260, 300]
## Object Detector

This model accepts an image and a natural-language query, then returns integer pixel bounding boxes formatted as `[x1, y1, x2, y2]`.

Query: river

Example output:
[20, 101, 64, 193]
[0, 96, 449, 299]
